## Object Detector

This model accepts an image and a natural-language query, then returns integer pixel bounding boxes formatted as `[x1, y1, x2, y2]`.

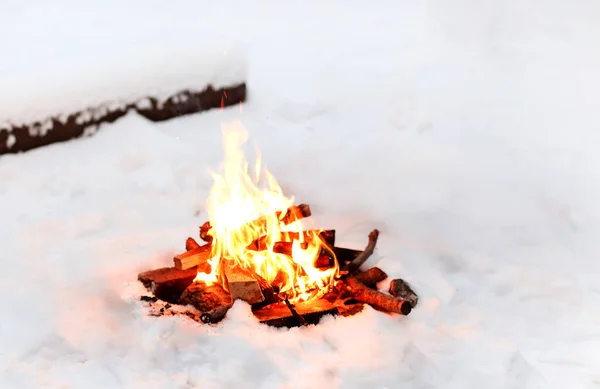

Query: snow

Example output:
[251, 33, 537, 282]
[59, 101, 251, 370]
[2, 0, 600, 388]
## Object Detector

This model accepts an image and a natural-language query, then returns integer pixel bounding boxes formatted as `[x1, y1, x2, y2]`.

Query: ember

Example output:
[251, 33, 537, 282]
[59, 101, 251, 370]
[138, 122, 417, 327]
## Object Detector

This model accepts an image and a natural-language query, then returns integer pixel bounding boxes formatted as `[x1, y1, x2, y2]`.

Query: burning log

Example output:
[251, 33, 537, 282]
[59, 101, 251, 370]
[271, 229, 336, 256]
[198, 204, 313, 245]
[223, 263, 265, 305]
[283, 298, 308, 326]
[173, 244, 211, 270]
[186, 237, 202, 251]
[353, 267, 388, 288]
[138, 267, 199, 303]
[179, 282, 233, 324]
[342, 229, 380, 274]
[345, 277, 412, 315]
[252, 299, 338, 328]
[199, 221, 212, 243]
[389, 278, 419, 308]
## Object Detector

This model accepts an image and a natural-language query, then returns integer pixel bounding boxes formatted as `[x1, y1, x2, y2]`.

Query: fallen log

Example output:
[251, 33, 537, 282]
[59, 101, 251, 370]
[345, 276, 412, 315]
[173, 244, 211, 270]
[223, 262, 265, 304]
[179, 282, 233, 324]
[138, 267, 200, 303]
[353, 267, 388, 288]
[342, 229, 380, 274]
[389, 278, 419, 308]
[0, 84, 247, 156]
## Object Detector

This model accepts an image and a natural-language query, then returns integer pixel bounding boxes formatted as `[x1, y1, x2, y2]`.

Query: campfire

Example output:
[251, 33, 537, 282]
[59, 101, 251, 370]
[138, 122, 417, 327]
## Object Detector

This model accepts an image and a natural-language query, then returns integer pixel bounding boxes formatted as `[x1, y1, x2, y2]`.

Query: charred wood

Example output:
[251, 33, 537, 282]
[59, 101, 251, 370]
[138, 267, 199, 303]
[252, 299, 338, 328]
[389, 278, 419, 308]
[178, 282, 233, 324]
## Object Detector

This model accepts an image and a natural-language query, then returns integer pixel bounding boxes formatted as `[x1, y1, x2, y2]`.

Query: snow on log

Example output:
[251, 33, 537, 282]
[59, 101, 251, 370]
[0, 44, 247, 155]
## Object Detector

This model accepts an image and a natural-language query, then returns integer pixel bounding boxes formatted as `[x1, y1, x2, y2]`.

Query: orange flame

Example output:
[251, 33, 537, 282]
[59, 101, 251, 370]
[194, 121, 338, 301]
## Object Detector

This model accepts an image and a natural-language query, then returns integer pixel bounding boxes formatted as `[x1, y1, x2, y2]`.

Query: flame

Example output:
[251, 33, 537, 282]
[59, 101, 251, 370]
[194, 121, 338, 301]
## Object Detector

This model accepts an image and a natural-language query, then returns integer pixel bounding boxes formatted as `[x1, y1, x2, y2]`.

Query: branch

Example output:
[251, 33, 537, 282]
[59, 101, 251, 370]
[342, 229, 380, 274]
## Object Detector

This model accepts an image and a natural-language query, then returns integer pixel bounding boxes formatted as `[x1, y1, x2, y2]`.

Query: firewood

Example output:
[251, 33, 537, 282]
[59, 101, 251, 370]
[173, 244, 211, 270]
[223, 263, 265, 304]
[198, 204, 312, 246]
[389, 278, 419, 308]
[199, 221, 212, 243]
[315, 253, 334, 269]
[345, 277, 412, 315]
[138, 267, 199, 303]
[186, 237, 201, 251]
[342, 229, 380, 274]
[284, 297, 308, 326]
[252, 299, 338, 328]
[280, 230, 335, 246]
[333, 247, 361, 266]
[353, 267, 388, 288]
[272, 241, 308, 255]
[179, 282, 233, 323]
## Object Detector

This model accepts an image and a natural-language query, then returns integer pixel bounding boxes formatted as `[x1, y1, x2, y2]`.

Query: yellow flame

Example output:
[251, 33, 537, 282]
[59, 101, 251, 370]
[194, 121, 338, 301]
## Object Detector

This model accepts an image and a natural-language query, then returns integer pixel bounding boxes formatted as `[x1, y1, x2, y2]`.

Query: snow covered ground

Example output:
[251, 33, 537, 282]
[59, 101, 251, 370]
[2, 0, 600, 388]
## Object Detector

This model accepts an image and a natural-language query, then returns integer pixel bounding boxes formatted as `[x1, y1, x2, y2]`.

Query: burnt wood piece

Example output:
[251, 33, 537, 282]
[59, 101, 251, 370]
[342, 230, 380, 274]
[173, 244, 212, 270]
[223, 263, 265, 304]
[315, 253, 334, 269]
[186, 237, 201, 251]
[353, 267, 388, 289]
[0, 84, 246, 155]
[199, 221, 212, 243]
[345, 277, 412, 315]
[138, 267, 200, 304]
[179, 282, 233, 324]
[271, 230, 336, 257]
[389, 279, 419, 308]
[284, 298, 308, 326]
[332, 247, 361, 268]
[336, 302, 366, 317]
[199, 204, 312, 246]
[253, 299, 338, 328]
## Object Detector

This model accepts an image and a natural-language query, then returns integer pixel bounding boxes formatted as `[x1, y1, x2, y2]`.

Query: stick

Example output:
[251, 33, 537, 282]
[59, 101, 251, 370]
[345, 277, 412, 315]
[284, 297, 308, 326]
[342, 229, 380, 274]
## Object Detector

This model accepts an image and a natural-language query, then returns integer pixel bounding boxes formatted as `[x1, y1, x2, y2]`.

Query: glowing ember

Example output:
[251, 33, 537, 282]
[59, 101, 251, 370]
[194, 121, 339, 302]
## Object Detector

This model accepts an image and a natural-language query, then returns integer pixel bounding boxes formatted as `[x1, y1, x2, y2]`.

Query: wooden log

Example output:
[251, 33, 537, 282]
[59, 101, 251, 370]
[173, 244, 211, 270]
[185, 237, 201, 251]
[199, 221, 212, 243]
[343, 229, 380, 274]
[0, 84, 247, 156]
[345, 277, 412, 315]
[198, 204, 312, 245]
[179, 282, 233, 324]
[224, 263, 265, 304]
[333, 247, 361, 266]
[353, 267, 388, 288]
[389, 278, 419, 308]
[138, 267, 200, 304]
[252, 299, 338, 328]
